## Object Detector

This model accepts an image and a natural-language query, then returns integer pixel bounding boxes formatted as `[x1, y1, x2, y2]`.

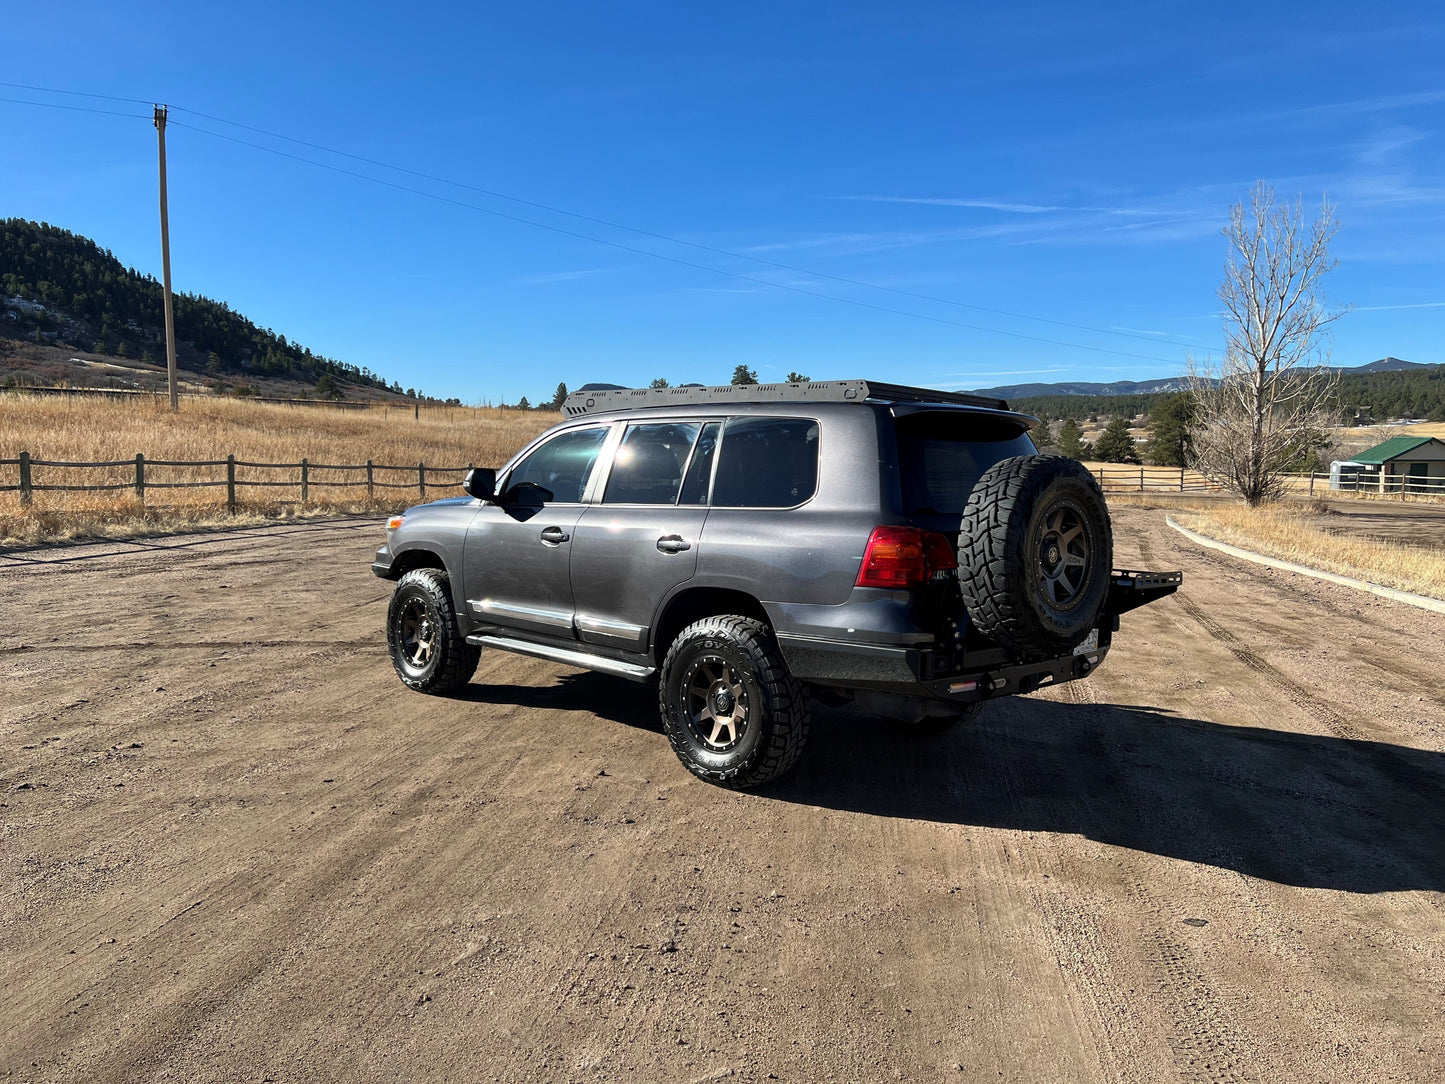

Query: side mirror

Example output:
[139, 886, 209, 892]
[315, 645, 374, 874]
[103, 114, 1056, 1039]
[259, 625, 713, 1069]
[463, 467, 497, 501]
[503, 481, 554, 507]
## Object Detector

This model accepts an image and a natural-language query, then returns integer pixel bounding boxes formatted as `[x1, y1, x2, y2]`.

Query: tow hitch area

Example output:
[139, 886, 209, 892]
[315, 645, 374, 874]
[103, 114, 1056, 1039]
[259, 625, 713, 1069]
[1107, 569, 1184, 615]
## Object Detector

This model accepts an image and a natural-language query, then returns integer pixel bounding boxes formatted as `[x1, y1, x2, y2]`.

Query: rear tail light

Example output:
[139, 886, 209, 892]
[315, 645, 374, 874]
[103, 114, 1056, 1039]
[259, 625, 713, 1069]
[855, 526, 958, 588]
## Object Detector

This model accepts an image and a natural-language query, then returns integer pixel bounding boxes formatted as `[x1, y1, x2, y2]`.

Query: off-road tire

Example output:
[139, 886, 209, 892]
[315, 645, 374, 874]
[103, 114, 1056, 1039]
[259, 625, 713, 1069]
[658, 616, 810, 789]
[387, 568, 481, 695]
[958, 454, 1113, 655]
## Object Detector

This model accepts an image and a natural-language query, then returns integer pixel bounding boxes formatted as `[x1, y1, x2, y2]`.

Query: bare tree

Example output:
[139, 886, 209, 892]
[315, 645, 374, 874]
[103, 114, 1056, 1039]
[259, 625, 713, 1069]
[1189, 183, 1348, 504]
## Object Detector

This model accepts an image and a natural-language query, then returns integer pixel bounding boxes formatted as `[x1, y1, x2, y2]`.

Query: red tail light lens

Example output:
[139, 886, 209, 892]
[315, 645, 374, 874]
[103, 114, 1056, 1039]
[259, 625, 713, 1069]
[855, 526, 957, 587]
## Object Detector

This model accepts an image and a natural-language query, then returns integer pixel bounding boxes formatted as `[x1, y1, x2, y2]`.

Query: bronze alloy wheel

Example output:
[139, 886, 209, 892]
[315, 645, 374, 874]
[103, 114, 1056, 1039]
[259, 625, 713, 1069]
[1035, 497, 1094, 610]
[680, 654, 751, 752]
[397, 596, 438, 670]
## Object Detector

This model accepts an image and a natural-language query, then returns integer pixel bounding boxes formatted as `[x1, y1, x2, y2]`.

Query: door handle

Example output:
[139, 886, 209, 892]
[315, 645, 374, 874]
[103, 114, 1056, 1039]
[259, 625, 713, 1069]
[540, 526, 570, 546]
[656, 535, 691, 554]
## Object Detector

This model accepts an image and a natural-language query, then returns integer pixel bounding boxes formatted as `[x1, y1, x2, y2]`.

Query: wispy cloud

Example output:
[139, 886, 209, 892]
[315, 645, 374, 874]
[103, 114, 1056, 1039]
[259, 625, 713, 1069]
[837, 195, 1173, 217]
[515, 268, 615, 285]
[1353, 301, 1445, 312]
[1108, 326, 1169, 336]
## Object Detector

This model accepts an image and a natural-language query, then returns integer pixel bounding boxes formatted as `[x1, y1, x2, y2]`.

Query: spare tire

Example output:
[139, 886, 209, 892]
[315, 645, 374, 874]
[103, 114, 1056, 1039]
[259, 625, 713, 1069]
[958, 455, 1113, 655]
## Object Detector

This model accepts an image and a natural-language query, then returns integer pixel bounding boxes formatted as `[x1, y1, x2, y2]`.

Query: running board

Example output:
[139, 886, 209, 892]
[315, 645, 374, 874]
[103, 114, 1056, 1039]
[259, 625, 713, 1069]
[466, 633, 656, 683]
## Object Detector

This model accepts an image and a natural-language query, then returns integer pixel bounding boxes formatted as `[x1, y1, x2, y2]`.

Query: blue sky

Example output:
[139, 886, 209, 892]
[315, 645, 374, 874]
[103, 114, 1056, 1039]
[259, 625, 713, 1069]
[2, 2, 1443, 402]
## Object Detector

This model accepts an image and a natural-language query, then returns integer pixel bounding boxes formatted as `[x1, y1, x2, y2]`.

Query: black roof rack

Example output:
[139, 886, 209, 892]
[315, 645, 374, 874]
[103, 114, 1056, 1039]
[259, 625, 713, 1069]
[561, 380, 1009, 418]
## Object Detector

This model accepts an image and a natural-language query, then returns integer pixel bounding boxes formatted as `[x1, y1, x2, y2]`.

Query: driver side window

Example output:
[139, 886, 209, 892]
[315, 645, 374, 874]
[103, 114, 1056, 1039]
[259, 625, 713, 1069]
[505, 426, 609, 504]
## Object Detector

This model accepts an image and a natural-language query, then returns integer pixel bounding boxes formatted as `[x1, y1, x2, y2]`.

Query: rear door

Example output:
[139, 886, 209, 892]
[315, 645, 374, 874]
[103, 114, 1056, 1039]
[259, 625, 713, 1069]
[568, 420, 718, 651]
[461, 424, 610, 639]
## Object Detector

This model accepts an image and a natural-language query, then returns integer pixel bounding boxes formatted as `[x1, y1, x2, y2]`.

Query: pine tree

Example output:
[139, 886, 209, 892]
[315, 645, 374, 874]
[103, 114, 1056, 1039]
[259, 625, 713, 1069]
[517, 396, 531, 410]
[731, 364, 758, 386]
[1057, 419, 1091, 459]
[1094, 417, 1140, 463]
[550, 381, 568, 407]
[1032, 419, 1055, 450]
[649, 377, 671, 389]
[1146, 393, 1195, 467]
[786, 371, 810, 383]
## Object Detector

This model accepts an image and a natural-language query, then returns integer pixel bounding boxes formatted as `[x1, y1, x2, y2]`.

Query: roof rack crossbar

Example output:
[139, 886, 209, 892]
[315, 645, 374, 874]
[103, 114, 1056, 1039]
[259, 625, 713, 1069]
[561, 380, 1009, 417]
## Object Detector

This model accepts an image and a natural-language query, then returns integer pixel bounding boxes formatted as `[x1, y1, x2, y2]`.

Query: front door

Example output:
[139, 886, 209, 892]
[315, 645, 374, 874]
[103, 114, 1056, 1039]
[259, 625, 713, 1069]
[461, 425, 610, 639]
[569, 420, 718, 651]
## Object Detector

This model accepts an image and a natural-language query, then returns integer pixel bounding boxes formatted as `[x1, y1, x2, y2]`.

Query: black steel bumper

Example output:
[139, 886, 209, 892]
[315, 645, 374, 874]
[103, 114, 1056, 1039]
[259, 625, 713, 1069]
[777, 568, 1180, 704]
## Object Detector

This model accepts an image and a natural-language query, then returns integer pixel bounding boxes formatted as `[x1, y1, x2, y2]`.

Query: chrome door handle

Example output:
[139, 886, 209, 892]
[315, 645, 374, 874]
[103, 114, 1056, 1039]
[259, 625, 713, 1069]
[656, 535, 691, 554]
[540, 526, 570, 546]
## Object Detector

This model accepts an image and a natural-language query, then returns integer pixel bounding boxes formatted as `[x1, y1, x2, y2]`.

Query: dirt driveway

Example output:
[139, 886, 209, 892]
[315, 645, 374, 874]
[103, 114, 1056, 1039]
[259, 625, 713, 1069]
[3, 509, 1443, 1083]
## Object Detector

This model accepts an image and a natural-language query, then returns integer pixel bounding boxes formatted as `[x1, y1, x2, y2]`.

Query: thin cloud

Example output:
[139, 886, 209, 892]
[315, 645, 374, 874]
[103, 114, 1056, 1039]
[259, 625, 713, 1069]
[837, 195, 1173, 217]
[515, 268, 615, 285]
[1353, 301, 1445, 312]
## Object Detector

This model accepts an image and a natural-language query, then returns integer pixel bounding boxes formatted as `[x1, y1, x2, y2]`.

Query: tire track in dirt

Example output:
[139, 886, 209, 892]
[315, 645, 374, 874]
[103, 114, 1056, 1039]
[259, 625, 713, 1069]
[1136, 528, 1361, 742]
[1033, 679, 1262, 1084]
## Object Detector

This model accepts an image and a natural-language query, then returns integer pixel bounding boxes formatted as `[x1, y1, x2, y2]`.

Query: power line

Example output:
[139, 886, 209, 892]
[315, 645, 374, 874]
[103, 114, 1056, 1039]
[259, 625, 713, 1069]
[0, 84, 1211, 364]
[167, 118, 1184, 365]
[171, 104, 1211, 353]
[0, 95, 149, 120]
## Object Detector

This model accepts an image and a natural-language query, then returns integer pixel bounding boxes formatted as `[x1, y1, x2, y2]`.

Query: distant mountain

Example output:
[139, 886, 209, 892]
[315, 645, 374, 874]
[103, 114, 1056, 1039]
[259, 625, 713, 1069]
[1350, 357, 1427, 373]
[967, 376, 1194, 400]
[968, 359, 1430, 401]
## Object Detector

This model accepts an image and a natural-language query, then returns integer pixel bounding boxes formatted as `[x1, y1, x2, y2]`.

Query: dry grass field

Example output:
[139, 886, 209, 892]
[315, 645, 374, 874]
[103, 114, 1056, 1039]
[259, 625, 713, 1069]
[0, 394, 555, 544]
[1172, 500, 1445, 600]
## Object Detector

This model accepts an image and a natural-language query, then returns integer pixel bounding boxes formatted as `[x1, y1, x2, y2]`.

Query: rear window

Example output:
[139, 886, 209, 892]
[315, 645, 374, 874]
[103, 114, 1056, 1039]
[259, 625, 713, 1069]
[895, 413, 1035, 514]
[712, 418, 819, 508]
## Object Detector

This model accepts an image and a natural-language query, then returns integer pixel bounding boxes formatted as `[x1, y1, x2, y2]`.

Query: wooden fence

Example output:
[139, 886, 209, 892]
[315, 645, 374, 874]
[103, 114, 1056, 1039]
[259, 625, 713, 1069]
[1089, 466, 1221, 493]
[0, 451, 473, 512]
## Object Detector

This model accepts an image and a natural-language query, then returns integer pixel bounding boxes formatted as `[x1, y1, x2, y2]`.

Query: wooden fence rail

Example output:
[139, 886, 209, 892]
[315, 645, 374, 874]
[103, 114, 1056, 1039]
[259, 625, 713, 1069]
[1089, 466, 1221, 493]
[0, 451, 474, 513]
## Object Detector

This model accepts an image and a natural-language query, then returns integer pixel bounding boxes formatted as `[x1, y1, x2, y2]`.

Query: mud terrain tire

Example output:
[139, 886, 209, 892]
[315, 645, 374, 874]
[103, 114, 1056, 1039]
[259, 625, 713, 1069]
[959, 454, 1113, 655]
[387, 568, 482, 695]
[658, 616, 810, 789]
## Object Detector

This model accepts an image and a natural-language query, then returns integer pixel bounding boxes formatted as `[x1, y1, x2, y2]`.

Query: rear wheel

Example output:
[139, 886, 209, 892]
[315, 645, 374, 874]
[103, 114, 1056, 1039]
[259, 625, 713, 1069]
[658, 616, 809, 788]
[387, 568, 481, 694]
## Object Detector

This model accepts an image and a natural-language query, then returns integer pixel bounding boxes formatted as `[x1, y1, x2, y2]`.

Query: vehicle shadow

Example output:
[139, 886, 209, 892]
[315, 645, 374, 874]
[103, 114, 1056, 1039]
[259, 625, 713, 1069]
[772, 696, 1445, 894]
[459, 671, 662, 732]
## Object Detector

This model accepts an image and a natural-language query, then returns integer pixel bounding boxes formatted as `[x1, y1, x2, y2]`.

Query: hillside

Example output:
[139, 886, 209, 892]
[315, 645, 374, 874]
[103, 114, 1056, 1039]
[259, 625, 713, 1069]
[0, 218, 412, 400]
[999, 359, 1445, 423]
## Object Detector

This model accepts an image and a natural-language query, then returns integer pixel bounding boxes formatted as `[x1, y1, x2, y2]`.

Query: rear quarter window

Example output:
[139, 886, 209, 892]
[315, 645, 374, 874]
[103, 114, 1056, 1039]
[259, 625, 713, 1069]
[895, 413, 1036, 514]
[712, 418, 819, 508]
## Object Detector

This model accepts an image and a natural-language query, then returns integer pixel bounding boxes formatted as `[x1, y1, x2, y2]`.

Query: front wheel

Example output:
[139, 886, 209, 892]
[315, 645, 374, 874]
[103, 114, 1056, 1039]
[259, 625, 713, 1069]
[658, 616, 810, 788]
[386, 568, 481, 694]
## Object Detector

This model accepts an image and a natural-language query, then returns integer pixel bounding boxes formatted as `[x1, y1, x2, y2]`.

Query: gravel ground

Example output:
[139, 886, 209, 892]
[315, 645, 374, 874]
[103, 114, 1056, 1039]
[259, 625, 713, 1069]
[2, 508, 1442, 1083]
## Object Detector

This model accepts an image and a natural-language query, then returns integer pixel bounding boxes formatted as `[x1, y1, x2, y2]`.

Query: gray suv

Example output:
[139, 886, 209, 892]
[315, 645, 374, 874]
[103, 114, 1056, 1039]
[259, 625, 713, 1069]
[372, 381, 1180, 788]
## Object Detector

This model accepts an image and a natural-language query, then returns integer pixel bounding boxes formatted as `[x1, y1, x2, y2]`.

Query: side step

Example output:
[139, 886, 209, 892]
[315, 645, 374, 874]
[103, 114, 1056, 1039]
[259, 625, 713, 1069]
[466, 633, 656, 683]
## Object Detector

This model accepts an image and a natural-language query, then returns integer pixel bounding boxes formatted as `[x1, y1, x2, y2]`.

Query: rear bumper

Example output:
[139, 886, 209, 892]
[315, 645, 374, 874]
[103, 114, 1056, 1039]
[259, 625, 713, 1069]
[776, 631, 1109, 704]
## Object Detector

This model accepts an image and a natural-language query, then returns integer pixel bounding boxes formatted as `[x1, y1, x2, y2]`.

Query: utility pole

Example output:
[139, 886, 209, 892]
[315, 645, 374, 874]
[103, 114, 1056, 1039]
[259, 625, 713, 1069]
[154, 104, 179, 411]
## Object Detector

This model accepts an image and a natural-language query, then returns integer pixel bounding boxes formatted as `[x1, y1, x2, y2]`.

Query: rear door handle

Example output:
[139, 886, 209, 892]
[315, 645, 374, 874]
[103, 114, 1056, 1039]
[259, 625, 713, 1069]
[540, 526, 570, 546]
[656, 535, 691, 554]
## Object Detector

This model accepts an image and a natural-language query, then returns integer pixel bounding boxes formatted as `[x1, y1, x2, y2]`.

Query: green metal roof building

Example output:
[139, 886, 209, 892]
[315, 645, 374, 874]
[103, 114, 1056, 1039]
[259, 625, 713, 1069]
[1337, 435, 1445, 493]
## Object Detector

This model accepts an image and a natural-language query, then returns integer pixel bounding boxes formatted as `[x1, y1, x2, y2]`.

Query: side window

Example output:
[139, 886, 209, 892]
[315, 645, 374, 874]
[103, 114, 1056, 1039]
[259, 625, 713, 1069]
[711, 418, 819, 508]
[678, 421, 721, 505]
[604, 422, 701, 505]
[505, 426, 608, 503]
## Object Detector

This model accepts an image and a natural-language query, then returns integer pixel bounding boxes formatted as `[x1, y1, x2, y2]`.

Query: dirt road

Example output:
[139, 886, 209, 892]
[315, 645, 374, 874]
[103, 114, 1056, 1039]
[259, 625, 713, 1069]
[3, 509, 1443, 1083]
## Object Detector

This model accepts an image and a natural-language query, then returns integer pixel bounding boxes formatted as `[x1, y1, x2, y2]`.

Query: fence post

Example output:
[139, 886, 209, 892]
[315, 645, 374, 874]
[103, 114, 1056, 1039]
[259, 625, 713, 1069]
[366, 459, 374, 499]
[1180, 467, 1185, 492]
[226, 455, 236, 514]
[1309, 473, 1316, 496]
[418, 461, 426, 500]
[1139, 467, 1144, 492]
[300, 458, 309, 503]
[19, 450, 31, 506]
[135, 453, 145, 504]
